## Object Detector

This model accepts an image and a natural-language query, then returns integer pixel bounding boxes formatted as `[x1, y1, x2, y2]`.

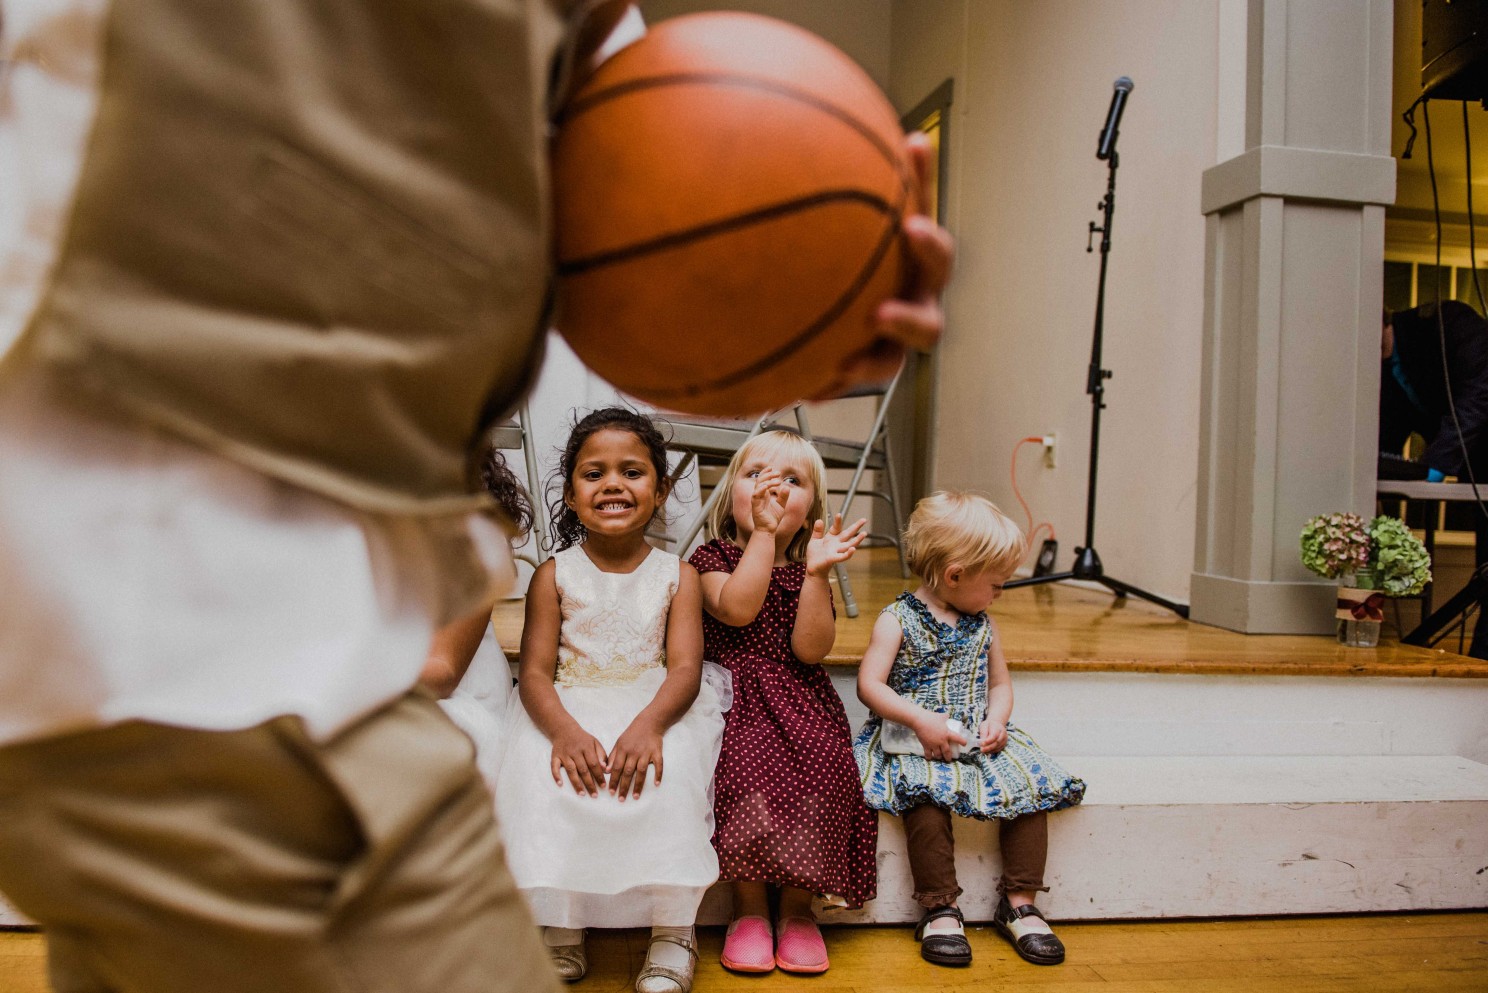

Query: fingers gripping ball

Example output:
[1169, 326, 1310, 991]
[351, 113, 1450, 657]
[552, 12, 915, 416]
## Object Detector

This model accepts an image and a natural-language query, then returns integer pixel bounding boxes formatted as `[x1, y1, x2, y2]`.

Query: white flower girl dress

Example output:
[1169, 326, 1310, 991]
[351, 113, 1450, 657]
[496, 546, 730, 928]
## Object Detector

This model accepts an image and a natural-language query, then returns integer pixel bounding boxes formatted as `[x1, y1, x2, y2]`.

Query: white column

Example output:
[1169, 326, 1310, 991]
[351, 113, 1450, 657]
[1191, 0, 1396, 633]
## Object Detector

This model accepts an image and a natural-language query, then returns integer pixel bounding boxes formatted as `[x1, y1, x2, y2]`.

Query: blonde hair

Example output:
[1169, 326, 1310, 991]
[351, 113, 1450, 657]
[905, 490, 1025, 588]
[707, 430, 827, 563]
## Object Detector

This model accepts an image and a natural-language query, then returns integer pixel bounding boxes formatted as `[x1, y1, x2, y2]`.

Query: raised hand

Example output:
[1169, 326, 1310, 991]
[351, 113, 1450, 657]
[805, 514, 868, 577]
[749, 468, 788, 535]
[607, 716, 665, 801]
[550, 724, 608, 797]
[913, 710, 969, 763]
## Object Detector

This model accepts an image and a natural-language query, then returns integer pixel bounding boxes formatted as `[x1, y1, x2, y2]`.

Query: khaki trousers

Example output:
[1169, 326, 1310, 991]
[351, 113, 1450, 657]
[0, 692, 558, 993]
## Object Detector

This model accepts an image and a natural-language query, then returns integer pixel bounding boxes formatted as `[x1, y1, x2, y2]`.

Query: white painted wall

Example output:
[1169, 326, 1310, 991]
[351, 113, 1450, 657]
[639, 0, 893, 89]
[889, 1, 1220, 604]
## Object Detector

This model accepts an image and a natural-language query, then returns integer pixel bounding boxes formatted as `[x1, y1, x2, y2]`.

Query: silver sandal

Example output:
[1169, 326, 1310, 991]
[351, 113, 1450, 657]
[635, 929, 698, 993]
[544, 927, 587, 982]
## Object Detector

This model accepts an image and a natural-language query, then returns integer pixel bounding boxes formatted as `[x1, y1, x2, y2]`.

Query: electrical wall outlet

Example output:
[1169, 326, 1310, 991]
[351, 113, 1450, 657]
[1033, 539, 1059, 577]
[1042, 432, 1057, 469]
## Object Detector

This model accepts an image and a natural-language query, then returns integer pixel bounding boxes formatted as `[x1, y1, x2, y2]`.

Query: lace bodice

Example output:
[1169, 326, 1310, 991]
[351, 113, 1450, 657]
[553, 546, 678, 687]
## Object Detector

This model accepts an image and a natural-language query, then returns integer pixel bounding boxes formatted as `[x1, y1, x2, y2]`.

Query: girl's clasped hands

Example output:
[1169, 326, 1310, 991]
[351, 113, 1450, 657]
[550, 717, 665, 801]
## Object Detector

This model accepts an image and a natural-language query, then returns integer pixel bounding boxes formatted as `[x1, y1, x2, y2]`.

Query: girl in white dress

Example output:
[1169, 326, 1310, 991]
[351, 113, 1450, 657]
[420, 447, 536, 784]
[496, 408, 728, 993]
[425, 614, 514, 786]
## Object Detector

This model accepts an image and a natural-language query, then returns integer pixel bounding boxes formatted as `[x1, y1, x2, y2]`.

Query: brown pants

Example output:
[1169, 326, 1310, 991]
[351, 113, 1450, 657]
[0, 692, 558, 993]
[901, 803, 1048, 908]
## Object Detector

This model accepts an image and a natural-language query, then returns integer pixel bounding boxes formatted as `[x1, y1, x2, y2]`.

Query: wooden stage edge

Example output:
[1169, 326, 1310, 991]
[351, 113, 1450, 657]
[491, 548, 1488, 680]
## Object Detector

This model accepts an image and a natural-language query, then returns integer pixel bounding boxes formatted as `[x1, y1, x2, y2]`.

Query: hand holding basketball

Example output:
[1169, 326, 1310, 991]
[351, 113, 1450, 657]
[819, 131, 953, 397]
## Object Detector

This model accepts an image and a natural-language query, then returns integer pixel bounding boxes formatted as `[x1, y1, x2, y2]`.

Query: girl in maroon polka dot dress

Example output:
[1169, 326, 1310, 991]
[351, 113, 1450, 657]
[688, 429, 879, 976]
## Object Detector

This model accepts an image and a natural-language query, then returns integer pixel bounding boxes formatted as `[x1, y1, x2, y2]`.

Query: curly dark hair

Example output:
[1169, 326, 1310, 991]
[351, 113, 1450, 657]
[478, 448, 534, 538]
[548, 406, 670, 551]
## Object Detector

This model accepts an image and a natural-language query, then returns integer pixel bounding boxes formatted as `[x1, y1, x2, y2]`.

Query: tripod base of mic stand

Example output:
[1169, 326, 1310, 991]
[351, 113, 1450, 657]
[1402, 562, 1488, 650]
[1005, 546, 1191, 619]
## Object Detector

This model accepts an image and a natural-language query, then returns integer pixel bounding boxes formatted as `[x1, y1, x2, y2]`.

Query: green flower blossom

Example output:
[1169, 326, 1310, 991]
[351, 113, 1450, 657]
[1369, 514, 1432, 597]
[1298, 512, 1432, 596]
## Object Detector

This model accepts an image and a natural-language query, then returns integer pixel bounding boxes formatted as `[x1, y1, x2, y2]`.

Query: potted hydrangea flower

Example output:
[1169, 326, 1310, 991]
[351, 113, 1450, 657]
[1299, 512, 1432, 646]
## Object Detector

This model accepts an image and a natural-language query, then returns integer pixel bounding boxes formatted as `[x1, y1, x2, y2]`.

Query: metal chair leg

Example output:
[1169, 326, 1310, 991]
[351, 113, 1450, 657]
[677, 477, 727, 556]
[834, 558, 860, 618]
[881, 430, 910, 579]
[832, 397, 897, 618]
[518, 402, 550, 564]
[655, 451, 697, 550]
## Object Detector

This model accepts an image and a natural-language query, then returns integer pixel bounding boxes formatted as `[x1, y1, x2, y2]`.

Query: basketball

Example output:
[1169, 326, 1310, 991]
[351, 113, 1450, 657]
[551, 12, 915, 416]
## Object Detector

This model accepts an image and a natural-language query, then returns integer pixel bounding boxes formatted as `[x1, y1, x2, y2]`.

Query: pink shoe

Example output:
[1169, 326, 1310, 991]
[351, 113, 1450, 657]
[775, 917, 829, 974]
[720, 915, 775, 973]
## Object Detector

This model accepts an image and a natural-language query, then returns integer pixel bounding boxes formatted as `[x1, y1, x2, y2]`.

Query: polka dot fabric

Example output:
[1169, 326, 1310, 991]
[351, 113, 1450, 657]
[689, 539, 878, 908]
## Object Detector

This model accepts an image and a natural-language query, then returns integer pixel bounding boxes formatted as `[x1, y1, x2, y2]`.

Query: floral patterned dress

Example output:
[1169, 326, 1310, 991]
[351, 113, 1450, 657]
[854, 592, 1085, 820]
[689, 539, 878, 908]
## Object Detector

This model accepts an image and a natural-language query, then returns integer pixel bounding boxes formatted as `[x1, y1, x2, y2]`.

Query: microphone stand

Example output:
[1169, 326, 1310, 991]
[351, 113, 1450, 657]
[1003, 141, 1190, 618]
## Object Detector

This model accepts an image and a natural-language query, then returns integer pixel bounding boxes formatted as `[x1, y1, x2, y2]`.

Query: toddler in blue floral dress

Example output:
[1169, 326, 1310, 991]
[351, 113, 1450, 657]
[854, 491, 1084, 967]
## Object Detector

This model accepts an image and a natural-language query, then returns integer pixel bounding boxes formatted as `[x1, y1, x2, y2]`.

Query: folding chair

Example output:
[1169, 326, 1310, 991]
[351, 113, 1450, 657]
[485, 401, 549, 569]
[662, 368, 910, 618]
[793, 365, 911, 618]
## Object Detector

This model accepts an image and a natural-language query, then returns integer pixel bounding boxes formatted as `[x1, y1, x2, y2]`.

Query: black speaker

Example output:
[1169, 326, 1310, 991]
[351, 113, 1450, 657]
[1423, 0, 1488, 101]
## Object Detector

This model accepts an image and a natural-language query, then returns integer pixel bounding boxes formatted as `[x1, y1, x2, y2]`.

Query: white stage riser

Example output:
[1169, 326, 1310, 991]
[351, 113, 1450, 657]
[696, 754, 1488, 923]
[489, 656, 1487, 761]
[7, 797, 1485, 928]
[697, 801, 1488, 924]
[0, 892, 26, 926]
[827, 670, 1488, 763]
[8, 672, 1486, 928]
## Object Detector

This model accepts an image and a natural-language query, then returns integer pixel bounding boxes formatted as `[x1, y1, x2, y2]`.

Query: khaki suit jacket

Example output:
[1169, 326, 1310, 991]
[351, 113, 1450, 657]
[13, 0, 567, 514]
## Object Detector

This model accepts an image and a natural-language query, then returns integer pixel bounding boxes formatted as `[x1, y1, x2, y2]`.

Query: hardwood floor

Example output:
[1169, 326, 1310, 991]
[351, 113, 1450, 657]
[4, 913, 1486, 991]
[492, 547, 1488, 678]
[0, 930, 46, 993]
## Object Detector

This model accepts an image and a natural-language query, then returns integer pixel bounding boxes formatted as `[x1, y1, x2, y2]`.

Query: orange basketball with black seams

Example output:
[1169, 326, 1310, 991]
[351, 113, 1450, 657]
[552, 12, 915, 416]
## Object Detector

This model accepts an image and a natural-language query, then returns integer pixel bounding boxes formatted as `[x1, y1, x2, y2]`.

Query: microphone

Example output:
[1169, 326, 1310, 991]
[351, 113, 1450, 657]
[1096, 76, 1133, 160]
